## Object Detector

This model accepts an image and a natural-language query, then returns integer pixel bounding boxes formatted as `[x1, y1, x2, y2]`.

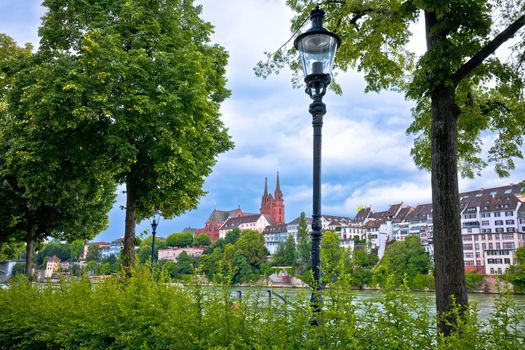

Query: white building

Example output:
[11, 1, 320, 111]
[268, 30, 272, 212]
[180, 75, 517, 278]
[459, 184, 525, 275]
[219, 214, 271, 239]
[158, 247, 205, 262]
[263, 224, 289, 255]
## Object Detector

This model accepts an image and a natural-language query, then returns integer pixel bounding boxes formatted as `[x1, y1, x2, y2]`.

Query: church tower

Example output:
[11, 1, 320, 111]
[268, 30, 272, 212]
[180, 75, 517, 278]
[260, 177, 273, 219]
[272, 172, 285, 224]
[260, 173, 285, 224]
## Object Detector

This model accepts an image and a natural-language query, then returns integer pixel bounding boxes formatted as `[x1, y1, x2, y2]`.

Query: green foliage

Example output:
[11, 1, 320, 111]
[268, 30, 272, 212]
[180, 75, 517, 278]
[503, 247, 525, 293]
[199, 229, 268, 284]
[224, 227, 241, 245]
[137, 235, 167, 263]
[236, 229, 267, 266]
[295, 212, 311, 275]
[193, 234, 210, 246]
[465, 273, 486, 292]
[374, 236, 432, 288]
[86, 245, 100, 262]
[259, 0, 525, 177]
[0, 268, 523, 349]
[166, 232, 193, 247]
[272, 234, 296, 267]
[35, 242, 71, 267]
[0, 238, 25, 261]
[350, 249, 379, 288]
[321, 230, 350, 283]
[11, 262, 25, 276]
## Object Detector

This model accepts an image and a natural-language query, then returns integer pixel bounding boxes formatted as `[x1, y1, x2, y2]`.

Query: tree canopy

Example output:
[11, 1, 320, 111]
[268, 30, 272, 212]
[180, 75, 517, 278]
[256, 0, 525, 334]
[24, 0, 234, 267]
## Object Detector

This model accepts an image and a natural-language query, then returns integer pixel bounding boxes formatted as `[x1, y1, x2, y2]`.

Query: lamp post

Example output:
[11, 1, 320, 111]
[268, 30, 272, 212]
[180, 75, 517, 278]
[150, 212, 160, 270]
[294, 5, 340, 314]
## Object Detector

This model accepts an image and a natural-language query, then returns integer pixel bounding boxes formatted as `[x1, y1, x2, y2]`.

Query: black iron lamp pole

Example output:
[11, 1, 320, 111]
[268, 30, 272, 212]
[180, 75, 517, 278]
[150, 214, 159, 270]
[294, 5, 340, 315]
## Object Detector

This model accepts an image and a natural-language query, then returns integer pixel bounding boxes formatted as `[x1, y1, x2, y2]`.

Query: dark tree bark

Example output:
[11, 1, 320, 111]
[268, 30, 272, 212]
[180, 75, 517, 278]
[430, 84, 468, 335]
[123, 174, 137, 270]
[425, 10, 525, 336]
[25, 222, 37, 280]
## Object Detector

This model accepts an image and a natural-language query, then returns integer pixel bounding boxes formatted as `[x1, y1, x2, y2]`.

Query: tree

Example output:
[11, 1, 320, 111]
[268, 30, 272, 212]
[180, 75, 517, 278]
[236, 229, 267, 266]
[374, 236, 432, 288]
[503, 247, 525, 293]
[257, 1, 525, 335]
[350, 249, 378, 288]
[295, 212, 311, 275]
[321, 230, 349, 283]
[137, 235, 167, 263]
[166, 232, 193, 247]
[35, 0, 234, 269]
[86, 245, 100, 262]
[224, 227, 241, 245]
[272, 234, 296, 266]
[194, 234, 211, 247]
[35, 241, 71, 267]
[69, 240, 85, 261]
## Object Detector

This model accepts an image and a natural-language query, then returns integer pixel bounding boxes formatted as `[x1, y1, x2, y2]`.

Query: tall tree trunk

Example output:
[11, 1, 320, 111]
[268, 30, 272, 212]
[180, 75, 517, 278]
[123, 174, 137, 270]
[25, 222, 37, 280]
[431, 84, 468, 336]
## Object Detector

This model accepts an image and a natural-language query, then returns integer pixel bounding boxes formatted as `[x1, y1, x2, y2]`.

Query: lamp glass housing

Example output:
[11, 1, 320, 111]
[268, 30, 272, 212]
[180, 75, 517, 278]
[297, 33, 338, 77]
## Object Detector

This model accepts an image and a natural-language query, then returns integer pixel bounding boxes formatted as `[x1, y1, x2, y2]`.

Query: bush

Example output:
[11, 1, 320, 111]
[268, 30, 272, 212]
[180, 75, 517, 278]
[466, 273, 485, 291]
[0, 268, 523, 349]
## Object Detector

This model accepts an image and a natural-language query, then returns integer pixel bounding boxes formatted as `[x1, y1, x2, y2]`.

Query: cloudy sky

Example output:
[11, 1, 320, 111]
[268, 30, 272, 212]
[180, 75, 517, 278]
[1, 0, 523, 242]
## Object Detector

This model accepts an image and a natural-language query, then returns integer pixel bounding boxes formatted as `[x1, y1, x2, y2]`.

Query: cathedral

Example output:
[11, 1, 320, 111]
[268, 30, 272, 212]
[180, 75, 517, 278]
[260, 172, 285, 224]
[196, 172, 285, 242]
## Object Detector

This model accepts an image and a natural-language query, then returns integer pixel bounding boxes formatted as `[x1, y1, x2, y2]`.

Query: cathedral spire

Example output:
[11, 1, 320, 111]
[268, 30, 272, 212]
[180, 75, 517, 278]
[274, 172, 283, 199]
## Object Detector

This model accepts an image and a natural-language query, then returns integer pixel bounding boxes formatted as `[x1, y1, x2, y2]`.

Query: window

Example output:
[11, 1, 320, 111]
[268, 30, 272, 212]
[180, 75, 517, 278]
[481, 220, 489, 226]
[505, 211, 513, 216]
[489, 243, 493, 249]
[503, 204, 509, 209]
[463, 244, 473, 250]
[494, 212, 501, 217]
[486, 229, 492, 233]
[464, 260, 474, 266]
[504, 189, 512, 194]
[503, 242, 515, 249]
[463, 235, 472, 241]
[505, 219, 515, 225]
[504, 258, 511, 264]
[473, 235, 478, 241]
[482, 243, 486, 250]
[502, 233, 514, 239]
[490, 268, 495, 274]
[464, 252, 474, 259]
[475, 243, 479, 250]
[464, 214, 476, 219]
[497, 268, 502, 275]
[482, 229, 486, 233]
[481, 212, 491, 217]
[496, 243, 501, 249]
[495, 233, 500, 239]
[506, 227, 515, 233]
[496, 228, 504, 233]
[466, 207, 476, 212]
[495, 204, 502, 209]
[467, 228, 472, 233]
[495, 220, 503, 225]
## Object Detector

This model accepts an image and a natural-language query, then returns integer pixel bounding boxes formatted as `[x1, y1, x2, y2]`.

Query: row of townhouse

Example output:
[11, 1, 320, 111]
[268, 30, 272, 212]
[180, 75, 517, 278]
[214, 181, 524, 275]
[355, 183, 525, 275]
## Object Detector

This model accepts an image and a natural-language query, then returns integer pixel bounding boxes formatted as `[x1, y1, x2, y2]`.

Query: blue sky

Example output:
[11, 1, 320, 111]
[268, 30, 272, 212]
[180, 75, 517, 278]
[1, 0, 524, 242]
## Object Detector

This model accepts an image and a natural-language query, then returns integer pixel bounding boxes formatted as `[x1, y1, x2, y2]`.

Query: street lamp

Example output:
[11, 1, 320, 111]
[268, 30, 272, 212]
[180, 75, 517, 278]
[294, 5, 340, 313]
[150, 211, 160, 270]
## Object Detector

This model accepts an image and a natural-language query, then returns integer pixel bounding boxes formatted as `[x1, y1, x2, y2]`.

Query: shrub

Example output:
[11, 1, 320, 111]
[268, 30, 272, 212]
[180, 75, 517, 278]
[0, 267, 523, 349]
